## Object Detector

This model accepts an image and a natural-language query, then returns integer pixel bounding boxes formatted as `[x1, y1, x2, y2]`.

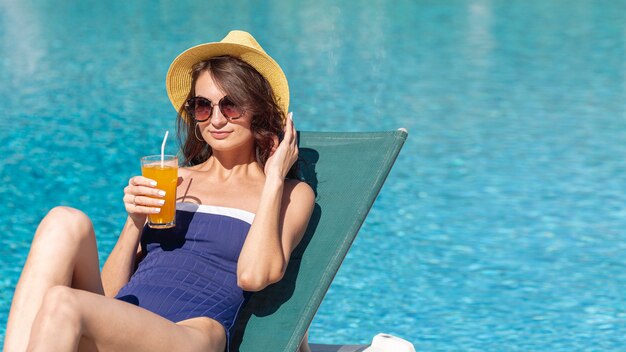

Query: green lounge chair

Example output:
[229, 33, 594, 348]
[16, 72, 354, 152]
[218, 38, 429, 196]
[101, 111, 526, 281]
[230, 129, 408, 352]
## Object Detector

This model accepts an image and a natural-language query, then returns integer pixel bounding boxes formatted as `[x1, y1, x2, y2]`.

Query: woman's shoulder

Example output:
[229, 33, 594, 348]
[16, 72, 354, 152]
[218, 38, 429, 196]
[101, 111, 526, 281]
[283, 179, 315, 204]
[281, 179, 315, 226]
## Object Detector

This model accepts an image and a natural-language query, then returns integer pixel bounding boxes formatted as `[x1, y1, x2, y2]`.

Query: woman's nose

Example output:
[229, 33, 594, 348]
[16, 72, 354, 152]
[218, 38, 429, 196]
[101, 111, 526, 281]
[210, 105, 228, 127]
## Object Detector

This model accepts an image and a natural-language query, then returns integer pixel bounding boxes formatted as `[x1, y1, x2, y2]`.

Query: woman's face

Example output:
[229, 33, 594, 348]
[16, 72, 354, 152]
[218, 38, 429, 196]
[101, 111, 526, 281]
[194, 70, 255, 154]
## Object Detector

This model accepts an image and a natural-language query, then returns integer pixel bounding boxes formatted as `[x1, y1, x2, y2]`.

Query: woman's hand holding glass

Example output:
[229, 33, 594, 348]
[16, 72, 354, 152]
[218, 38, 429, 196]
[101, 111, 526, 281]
[264, 112, 298, 179]
[123, 176, 166, 226]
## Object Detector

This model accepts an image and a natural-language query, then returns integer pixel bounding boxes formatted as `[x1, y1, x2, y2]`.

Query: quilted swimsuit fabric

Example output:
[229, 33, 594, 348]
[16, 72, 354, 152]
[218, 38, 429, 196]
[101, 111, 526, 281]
[116, 202, 254, 343]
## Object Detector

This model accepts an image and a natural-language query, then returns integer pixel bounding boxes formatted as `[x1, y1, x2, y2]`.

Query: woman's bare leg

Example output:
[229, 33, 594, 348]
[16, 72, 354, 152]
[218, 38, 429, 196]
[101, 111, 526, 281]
[27, 287, 225, 352]
[3, 206, 104, 352]
[299, 331, 311, 352]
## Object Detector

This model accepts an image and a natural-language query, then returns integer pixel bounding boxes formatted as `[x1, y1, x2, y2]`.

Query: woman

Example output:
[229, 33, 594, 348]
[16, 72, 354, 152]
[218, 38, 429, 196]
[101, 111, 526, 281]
[3, 30, 314, 352]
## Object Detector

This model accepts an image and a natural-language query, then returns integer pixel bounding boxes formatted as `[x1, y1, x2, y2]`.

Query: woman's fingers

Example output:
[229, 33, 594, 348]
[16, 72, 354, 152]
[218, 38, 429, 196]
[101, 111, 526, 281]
[288, 112, 298, 153]
[281, 113, 296, 156]
[281, 112, 295, 146]
[124, 203, 161, 214]
[289, 112, 296, 142]
[124, 176, 166, 215]
[264, 112, 298, 177]
[129, 176, 157, 187]
[123, 194, 165, 208]
[285, 112, 294, 144]
[270, 135, 279, 155]
[123, 195, 161, 214]
[124, 185, 166, 199]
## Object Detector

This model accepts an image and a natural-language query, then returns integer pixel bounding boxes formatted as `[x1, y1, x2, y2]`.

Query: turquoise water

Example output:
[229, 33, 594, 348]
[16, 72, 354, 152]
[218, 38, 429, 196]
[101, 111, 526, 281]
[1, 0, 626, 350]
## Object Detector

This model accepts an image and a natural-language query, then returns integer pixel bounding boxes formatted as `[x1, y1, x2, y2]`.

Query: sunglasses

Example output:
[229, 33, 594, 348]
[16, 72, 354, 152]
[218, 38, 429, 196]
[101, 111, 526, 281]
[184, 96, 244, 122]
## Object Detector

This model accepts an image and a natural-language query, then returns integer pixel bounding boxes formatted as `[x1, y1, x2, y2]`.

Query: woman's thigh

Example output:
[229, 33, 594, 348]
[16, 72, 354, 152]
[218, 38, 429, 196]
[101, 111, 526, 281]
[4, 207, 104, 352]
[29, 206, 104, 293]
[64, 288, 226, 352]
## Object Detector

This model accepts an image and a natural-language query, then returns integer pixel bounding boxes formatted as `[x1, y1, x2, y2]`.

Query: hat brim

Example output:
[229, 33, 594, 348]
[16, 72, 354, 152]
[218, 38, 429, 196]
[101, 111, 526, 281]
[166, 42, 289, 122]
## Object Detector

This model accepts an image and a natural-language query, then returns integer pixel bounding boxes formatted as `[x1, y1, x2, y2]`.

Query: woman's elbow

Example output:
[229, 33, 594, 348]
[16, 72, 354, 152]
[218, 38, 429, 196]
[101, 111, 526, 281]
[237, 268, 285, 292]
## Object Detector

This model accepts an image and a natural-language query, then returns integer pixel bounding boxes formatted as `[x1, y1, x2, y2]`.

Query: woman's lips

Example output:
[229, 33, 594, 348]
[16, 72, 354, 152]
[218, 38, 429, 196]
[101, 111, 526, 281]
[210, 131, 231, 139]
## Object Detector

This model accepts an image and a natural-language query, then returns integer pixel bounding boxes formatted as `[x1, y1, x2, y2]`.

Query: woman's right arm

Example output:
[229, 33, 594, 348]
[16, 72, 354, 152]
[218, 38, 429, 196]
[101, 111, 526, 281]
[101, 176, 165, 297]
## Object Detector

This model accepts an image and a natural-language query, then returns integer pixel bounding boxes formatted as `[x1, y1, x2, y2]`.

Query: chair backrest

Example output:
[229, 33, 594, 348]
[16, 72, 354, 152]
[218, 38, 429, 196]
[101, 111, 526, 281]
[230, 130, 408, 352]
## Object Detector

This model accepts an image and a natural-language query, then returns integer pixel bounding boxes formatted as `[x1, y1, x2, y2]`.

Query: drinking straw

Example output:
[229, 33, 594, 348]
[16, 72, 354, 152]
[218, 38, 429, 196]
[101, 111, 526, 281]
[161, 130, 169, 167]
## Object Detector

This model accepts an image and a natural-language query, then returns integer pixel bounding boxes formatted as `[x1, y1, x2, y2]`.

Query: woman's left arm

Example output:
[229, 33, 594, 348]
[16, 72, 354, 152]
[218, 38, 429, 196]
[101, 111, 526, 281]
[237, 114, 315, 291]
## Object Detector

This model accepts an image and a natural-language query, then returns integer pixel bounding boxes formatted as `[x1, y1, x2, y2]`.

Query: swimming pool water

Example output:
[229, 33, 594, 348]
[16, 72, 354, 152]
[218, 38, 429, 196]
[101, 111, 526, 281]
[1, 0, 626, 350]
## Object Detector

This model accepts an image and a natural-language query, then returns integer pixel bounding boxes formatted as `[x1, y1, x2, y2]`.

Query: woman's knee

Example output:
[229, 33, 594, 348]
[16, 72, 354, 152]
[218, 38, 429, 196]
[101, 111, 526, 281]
[38, 286, 82, 327]
[33, 206, 94, 246]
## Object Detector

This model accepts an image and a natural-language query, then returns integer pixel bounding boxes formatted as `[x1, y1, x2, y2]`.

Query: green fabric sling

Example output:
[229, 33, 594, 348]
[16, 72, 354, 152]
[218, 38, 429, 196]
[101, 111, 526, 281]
[230, 130, 408, 352]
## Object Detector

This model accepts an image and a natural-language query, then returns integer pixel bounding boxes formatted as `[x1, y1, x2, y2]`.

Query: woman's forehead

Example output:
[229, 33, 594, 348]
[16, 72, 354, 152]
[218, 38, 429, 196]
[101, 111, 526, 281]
[194, 71, 227, 100]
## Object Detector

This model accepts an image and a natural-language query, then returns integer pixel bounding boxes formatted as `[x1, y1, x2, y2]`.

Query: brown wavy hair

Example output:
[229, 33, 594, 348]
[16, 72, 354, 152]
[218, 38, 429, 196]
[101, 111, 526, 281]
[176, 56, 285, 167]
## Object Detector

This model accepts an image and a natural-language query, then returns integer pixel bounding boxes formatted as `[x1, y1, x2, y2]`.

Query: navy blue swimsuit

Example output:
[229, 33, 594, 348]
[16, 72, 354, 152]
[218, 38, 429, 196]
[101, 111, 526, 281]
[115, 202, 254, 342]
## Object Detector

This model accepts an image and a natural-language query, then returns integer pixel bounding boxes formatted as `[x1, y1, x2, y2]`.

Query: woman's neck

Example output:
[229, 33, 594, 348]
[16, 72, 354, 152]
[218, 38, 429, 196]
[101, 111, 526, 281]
[195, 149, 263, 181]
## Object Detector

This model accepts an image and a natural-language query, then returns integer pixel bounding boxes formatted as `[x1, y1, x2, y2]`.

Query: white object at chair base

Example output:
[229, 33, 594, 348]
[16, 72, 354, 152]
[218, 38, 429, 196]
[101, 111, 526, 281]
[362, 333, 416, 352]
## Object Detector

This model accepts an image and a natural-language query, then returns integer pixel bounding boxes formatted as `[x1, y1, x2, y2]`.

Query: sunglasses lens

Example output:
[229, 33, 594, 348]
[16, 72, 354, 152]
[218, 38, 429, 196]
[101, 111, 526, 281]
[220, 97, 243, 118]
[190, 98, 212, 121]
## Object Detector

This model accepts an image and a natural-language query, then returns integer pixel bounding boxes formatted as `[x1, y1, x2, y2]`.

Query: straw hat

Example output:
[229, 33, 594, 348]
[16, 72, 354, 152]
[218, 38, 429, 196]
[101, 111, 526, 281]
[166, 30, 289, 121]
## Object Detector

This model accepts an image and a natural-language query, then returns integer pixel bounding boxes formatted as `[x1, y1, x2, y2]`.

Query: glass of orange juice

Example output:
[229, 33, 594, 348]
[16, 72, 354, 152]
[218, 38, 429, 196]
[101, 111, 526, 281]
[140, 155, 178, 229]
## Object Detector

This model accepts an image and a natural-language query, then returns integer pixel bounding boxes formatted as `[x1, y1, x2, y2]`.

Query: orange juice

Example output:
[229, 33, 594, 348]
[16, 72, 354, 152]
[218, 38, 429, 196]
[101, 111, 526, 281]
[141, 155, 178, 228]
